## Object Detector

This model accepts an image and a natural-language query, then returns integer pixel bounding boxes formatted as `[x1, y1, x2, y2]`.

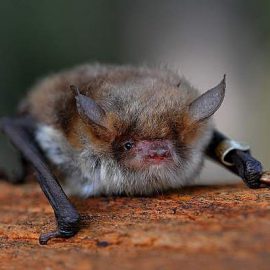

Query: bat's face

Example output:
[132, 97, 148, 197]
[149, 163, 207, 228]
[93, 90, 196, 173]
[108, 98, 206, 175]
[112, 127, 183, 172]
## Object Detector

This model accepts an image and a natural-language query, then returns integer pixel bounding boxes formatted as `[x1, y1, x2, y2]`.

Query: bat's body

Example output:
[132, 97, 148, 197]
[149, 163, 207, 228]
[24, 64, 213, 197]
[0, 63, 264, 244]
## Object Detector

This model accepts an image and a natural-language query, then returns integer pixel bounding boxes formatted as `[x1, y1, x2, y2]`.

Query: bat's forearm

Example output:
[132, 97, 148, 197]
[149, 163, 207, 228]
[0, 116, 80, 244]
[206, 129, 263, 188]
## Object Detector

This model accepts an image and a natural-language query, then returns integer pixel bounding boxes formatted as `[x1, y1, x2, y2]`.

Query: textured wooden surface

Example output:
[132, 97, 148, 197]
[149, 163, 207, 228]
[1, 180, 270, 270]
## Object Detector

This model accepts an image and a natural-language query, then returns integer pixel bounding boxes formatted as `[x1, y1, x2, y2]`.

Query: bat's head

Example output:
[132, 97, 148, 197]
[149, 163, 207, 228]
[71, 74, 225, 194]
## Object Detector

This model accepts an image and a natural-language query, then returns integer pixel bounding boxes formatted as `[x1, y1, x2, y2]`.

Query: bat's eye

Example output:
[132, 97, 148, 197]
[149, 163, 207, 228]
[124, 141, 134, 151]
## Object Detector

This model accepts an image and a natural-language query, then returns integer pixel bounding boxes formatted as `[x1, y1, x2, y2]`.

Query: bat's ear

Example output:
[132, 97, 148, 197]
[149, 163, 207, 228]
[188, 75, 226, 122]
[71, 85, 108, 132]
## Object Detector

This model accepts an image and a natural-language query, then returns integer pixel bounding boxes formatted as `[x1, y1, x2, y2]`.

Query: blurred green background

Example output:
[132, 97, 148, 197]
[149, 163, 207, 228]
[0, 0, 270, 183]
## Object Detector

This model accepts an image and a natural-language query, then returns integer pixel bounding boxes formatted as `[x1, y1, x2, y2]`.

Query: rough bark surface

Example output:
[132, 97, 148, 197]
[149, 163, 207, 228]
[0, 180, 270, 270]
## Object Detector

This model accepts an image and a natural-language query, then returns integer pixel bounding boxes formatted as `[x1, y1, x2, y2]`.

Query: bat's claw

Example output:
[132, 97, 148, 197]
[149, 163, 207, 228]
[39, 227, 79, 245]
[39, 215, 80, 245]
[39, 231, 61, 245]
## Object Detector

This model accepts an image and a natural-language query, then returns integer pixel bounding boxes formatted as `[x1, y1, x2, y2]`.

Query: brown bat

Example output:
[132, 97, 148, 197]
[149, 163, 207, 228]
[0, 64, 265, 245]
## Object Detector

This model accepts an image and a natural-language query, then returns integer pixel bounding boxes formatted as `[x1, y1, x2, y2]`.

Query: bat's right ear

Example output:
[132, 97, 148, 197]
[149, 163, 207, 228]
[70, 85, 107, 130]
[188, 75, 226, 122]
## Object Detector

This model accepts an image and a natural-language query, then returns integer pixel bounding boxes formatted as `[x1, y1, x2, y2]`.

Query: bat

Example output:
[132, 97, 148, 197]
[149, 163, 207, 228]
[0, 63, 267, 245]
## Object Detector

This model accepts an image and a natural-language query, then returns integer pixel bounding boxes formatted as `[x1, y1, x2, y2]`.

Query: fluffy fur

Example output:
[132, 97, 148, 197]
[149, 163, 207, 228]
[23, 64, 216, 197]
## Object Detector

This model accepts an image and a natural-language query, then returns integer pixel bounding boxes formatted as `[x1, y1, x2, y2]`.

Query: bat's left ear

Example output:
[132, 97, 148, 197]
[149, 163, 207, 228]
[71, 85, 115, 141]
[70, 85, 107, 129]
[188, 75, 226, 122]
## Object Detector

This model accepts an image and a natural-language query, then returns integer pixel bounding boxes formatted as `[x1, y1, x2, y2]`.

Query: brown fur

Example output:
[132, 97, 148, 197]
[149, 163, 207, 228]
[23, 64, 202, 154]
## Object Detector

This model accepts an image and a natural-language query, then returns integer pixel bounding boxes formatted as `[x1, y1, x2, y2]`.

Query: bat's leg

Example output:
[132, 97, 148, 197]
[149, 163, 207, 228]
[206, 129, 263, 189]
[0, 116, 80, 244]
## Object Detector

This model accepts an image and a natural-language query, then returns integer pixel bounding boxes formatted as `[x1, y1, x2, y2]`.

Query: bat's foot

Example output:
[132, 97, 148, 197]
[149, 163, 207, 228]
[39, 215, 80, 245]
[39, 228, 79, 245]
[228, 150, 263, 189]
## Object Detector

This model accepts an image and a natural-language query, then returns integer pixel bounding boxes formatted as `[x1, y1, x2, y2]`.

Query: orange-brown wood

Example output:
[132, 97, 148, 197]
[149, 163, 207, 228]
[0, 180, 270, 269]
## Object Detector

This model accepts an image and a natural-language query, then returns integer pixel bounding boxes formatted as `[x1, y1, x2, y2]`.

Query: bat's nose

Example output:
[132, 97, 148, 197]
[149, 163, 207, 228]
[137, 140, 172, 161]
[149, 148, 170, 158]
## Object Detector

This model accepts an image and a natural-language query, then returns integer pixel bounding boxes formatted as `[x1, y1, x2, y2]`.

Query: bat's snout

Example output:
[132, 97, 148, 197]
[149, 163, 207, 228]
[148, 147, 170, 159]
[137, 140, 172, 162]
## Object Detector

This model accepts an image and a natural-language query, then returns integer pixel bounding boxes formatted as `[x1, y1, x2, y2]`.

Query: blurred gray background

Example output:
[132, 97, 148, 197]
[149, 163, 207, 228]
[0, 0, 269, 184]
